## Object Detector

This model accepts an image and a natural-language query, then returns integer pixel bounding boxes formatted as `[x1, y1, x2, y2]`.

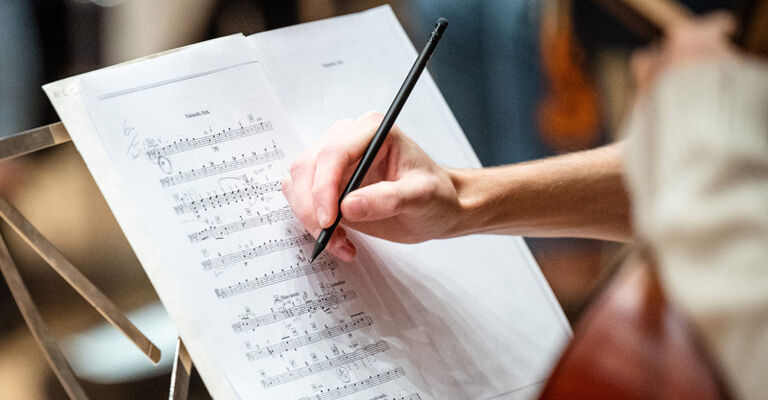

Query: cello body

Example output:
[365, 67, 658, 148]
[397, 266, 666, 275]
[539, 253, 731, 399]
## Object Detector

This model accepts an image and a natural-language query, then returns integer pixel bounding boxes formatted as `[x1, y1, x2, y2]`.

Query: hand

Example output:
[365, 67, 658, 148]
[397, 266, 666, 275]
[282, 112, 461, 261]
[631, 11, 738, 94]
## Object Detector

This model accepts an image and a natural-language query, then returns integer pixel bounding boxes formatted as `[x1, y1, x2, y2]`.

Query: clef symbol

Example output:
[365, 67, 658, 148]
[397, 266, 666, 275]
[157, 155, 173, 174]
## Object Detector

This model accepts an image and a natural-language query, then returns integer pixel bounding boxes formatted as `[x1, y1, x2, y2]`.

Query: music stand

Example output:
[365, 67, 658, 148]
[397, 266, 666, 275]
[0, 123, 192, 399]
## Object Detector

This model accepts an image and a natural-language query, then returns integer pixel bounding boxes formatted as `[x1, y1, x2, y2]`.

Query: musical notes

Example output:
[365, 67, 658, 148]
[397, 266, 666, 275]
[246, 314, 372, 361]
[202, 233, 314, 271]
[232, 291, 358, 333]
[296, 368, 407, 400]
[147, 121, 273, 159]
[173, 180, 282, 214]
[216, 258, 337, 299]
[70, 31, 434, 399]
[262, 340, 390, 388]
[159, 147, 284, 187]
[188, 206, 294, 243]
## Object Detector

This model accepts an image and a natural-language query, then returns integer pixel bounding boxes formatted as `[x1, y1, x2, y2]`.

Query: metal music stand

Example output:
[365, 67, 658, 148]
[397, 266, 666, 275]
[0, 123, 192, 399]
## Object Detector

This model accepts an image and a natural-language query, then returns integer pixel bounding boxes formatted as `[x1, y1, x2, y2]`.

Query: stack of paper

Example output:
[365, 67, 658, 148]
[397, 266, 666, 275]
[44, 6, 570, 400]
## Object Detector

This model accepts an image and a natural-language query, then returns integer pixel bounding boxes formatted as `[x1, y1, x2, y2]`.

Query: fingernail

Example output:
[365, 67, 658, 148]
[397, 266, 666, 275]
[344, 196, 368, 219]
[316, 207, 329, 227]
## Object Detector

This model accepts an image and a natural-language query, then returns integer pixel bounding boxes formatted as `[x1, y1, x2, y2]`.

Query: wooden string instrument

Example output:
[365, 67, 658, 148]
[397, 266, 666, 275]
[538, 0, 602, 153]
[538, 252, 732, 399]
[538, 0, 768, 398]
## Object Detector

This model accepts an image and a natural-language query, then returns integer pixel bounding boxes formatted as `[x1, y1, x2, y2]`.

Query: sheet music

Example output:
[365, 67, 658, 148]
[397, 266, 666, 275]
[71, 34, 439, 400]
[44, 6, 571, 400]
[249, 7, 571, 399]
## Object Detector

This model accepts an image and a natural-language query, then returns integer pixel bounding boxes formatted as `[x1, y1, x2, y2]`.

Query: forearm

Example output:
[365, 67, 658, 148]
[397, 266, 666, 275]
[447, 142, 631, 241]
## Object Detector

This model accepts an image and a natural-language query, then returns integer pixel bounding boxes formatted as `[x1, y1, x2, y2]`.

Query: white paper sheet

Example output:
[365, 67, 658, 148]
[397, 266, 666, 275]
[249, 7, 572, 398]
[44, 6, 570, 400]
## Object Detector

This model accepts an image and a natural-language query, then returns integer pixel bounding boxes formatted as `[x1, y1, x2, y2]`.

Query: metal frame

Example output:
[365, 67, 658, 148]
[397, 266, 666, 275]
[0, 123, 191, 399]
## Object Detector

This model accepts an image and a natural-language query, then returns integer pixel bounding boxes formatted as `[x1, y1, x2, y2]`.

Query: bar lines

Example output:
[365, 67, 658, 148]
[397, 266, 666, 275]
[202, 233, 313, 271]
[215, 258, 336, 299]
[296, 367, 406, 400]
[262, 340, 389, 388]
[188, 206, 293, 243]
[146, 121, 273, 159]
[159, 148, 284, 187]
[173, 180, 282, 214]
[232, 291, 358, 333]
[245, 314, 372, 361]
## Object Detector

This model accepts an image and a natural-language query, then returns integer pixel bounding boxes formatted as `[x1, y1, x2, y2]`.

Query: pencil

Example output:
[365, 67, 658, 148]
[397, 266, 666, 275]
[310, 17, 448, 262]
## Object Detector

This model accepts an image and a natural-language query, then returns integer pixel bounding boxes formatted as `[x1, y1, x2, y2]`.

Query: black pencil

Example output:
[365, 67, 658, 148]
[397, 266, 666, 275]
[309, 18, 448, 262]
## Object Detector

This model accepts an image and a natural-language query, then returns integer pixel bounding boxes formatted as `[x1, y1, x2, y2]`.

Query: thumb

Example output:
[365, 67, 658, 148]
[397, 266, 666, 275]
[341, 176, 431, 222]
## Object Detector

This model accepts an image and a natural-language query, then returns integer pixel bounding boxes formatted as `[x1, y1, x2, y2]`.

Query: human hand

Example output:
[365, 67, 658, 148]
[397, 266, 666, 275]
[631, 11, 738, 94]
[282, 112, 461, 261]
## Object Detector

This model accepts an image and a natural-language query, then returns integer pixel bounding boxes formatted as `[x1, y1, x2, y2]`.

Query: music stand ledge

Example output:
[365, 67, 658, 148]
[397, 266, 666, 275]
[0, 122, 193, 399]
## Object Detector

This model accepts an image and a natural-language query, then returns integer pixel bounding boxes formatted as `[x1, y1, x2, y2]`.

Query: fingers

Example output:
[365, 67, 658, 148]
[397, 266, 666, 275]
[312, 147, 352, 227]
[311, 112, 385, 228]
[286, 152, 318, 232]
[341, 174, 437, 222]
[320, 224, 356, 262]
[284, 111, 390, 262]
[283, 176, 356, 262]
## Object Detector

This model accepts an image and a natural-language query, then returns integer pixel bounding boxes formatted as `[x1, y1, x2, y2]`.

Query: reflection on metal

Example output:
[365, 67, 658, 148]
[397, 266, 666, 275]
[169, 339, 193, 400]
[0, 194, 162, 364]
[0, 122, 166, 398]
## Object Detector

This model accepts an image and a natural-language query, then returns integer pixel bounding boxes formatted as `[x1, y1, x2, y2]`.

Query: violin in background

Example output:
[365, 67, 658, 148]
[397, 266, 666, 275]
[538, 0, 768, 398]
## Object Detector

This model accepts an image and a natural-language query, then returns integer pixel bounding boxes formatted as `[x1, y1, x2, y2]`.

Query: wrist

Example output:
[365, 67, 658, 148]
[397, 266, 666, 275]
[446, 168, 497, 237]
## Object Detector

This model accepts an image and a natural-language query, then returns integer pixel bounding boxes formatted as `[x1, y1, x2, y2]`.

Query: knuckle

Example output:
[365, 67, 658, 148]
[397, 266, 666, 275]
[317, 147, 340, 163]
[296, 207, 315, 225]
[311, 184, 326, 202]
[357, 112, 385, 132]
[281, 178, 291, 193]
[317, 147, 350, 175]
[289, 157, 305, 176]
[329, 118, 355, 134]
[359, 111, 384, 123]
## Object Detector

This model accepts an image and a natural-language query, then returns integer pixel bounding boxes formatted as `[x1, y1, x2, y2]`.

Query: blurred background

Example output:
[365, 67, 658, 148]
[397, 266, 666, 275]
[0, 0, 763, 398]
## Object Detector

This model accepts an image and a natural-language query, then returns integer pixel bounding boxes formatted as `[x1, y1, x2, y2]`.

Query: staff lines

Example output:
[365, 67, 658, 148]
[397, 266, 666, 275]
[147, 120, 273, 159]
[216, 258, 336, 299]
[295, 367, 407, 400]
[188, 206, 294, 243]
[173, 180, 282, 215]
[262, 340, 389, 388]
[246, 314, 372, 361]
[159, 147, 284, 187]
[202, 233, 314, 271]
[232, 291, 358, 333]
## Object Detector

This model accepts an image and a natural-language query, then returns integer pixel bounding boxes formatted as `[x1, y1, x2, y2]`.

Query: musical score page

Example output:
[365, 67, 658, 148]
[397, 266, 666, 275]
[74, 35, 430, 399]
[45, 6, 571, 400]
[249, 6, 572, 398]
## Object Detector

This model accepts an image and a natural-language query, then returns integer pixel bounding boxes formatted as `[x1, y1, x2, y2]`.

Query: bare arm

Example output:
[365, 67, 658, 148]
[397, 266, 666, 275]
[282, 112, 631, 262]
[448, 142, 630, 241]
